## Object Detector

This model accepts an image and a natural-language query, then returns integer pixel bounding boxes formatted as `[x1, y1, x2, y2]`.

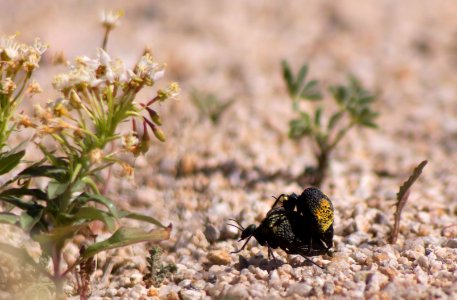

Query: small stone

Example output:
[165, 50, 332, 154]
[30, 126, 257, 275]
[323, 282, 335, 295]
[148, 287, 158, 297]
[207, 250, 231, 265]
[106, 288, 118, 297]
[417, 224, 431, 236]
[191, 230, 209, 248]
[415, 266, 428, 284]
[416, 255, 429, 269]
[345, 232, 369, 245]
[177, 154, 197, 176]
[417, 212, 431, 224]
[254, 267, 269, 280]
[130, 273, 143, 285]
[373, 252, 389, 265]
[178, 279, 192, 287]
[374, 212, 390, 225]
[204, 224, 220, 243]
[286, 282, 313, 297]
[165, 291, 180, 300]
[379, 267, 399, 280]
[121, 276, 132, 287]
[224, 284, 250, 299]
[445, 239, 457, 248]
[179, 289, 203, 300]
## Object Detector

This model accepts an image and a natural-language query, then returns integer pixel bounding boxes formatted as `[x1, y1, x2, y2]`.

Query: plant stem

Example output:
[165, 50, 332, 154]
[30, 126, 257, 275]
[313, 149, 329, 187]
[102, 28, 111, 50]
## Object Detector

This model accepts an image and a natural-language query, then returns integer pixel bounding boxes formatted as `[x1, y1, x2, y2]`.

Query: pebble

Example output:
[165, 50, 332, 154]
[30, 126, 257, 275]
[204, 224, 220, 243]
[417, 212, 431, 224]
[351, 251, 368, 264]
[179, 289, 204, 300]
[445, 239, 457, 249]
[415, 266, 428, 284]
[323, 282, 335, 295]
[223, 283, 250, 299]
[130, 273, 143, 285]
[148, 287, 158, 297]
[207, 250, 231, 265]
[416, 255, 429, 269]
[345, 232, 370, 245]
[286, 282, 313, 297]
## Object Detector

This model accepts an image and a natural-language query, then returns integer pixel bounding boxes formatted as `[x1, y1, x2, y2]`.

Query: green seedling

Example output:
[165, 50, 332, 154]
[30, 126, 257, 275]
[191, 89, 235, 124]
[282, 60, 379, 186]
[144, 246, 177, 287]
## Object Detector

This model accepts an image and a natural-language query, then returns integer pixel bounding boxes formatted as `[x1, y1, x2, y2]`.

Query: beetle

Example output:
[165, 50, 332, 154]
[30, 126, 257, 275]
[271, 187, 334, 251]
[229, 206, 328, 268]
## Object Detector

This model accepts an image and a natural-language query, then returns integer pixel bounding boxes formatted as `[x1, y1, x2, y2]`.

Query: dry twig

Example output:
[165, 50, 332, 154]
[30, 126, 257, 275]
[390, 160, 428, 244]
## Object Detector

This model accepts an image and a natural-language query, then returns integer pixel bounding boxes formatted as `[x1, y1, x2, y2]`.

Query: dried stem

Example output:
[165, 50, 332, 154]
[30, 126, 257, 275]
[390, 160, 428, 244]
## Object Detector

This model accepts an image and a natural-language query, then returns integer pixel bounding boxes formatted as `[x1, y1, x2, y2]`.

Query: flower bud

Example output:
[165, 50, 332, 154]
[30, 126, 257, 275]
[152, 126, 166, 142]
[89, 148, 103, 164]
[146, 107, 162, 126]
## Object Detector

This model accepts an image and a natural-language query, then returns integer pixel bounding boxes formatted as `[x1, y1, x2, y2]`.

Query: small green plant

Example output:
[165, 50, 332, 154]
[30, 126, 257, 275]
[0, 13, 178, 298]
[144, 246, 177, 287]
[282, 60, 379, 186]
[191, 89, 234, 124]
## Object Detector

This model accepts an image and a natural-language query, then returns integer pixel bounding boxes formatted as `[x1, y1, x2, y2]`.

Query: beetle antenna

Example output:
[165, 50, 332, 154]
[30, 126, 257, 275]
[227, 223, 243, 232]
[271, 194, 286, 208]
[227, 218, 244, 231]
[231, 235, 253, 253]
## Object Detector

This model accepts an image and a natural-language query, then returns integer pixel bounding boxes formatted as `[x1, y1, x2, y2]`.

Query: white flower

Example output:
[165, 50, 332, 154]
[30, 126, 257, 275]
[75, 56, 99, 71]
[33, 38, 48, 55]
[100, 10, 123, 30]
[0, 35, 20, 61]
[97, 48, 111, 66]
[52, 74, 71, 91]
[135, 53, 166, 82]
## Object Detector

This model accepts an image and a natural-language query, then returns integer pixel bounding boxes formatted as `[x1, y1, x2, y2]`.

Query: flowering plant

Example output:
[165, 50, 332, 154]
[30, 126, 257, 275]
[0, 18, 178, 298]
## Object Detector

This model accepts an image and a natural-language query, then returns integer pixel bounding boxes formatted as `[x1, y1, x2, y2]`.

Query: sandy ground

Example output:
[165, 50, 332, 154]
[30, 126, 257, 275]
[1, 0, 457, 299]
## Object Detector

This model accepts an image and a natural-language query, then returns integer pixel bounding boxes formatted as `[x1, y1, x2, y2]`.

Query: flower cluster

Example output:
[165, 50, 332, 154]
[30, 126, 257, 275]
[0, 35, 48, 74]
[0, 35, 48, 149]
[32, 48, 179, 174]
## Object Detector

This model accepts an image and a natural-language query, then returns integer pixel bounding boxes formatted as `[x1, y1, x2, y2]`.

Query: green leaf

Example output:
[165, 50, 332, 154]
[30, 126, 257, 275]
[289, 113, 312, 139]
[81, 225, 172, 260]
[314, 107, 323, 127]
[295, 64, 309, 94]
[0, 195, 43, 211]
[329, 85, 347, 105]
[47, 180, 69, 200]
[20, 209, 43, 231]
[17, 165, 68, 182]
[0, 212, 19, 225]
[300, 80, 322, 100]
[75, 193, 118, 218]
[281, 60, 295, 97]
[33, 223, 88, 245]
[0, 188, 48, 201]
[328, 111, 344, 130]
[0, 150, 25, 175]
[74, 207, 117, 232]
[119, 210, 169, 228]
